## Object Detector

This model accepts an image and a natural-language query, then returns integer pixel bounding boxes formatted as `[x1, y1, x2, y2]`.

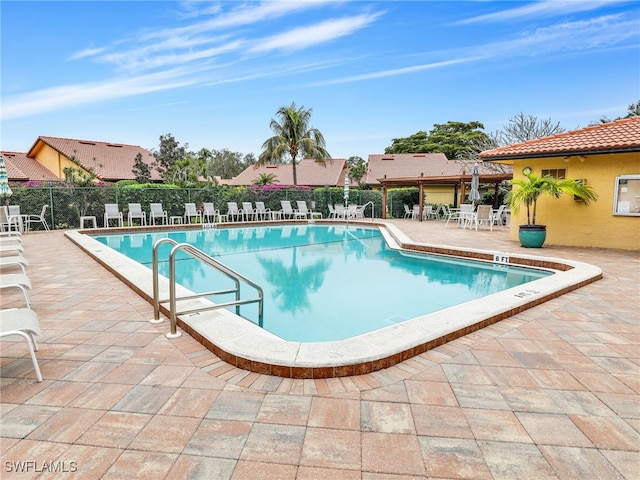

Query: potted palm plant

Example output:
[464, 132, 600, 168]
[506, 171, 598, 248]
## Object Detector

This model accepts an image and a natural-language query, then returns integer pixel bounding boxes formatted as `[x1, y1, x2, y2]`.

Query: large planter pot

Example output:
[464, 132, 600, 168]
[519, 225, 547, 248]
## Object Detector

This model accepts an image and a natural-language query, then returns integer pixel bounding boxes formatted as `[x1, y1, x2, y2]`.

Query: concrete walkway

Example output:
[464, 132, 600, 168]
[1, 220, 638, 479]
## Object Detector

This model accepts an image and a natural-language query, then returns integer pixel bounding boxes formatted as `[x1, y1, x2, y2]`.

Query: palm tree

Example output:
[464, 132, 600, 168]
[259, 102, 331, 185]
[252, 173, 279, 186]
[506, 172, 598, 226]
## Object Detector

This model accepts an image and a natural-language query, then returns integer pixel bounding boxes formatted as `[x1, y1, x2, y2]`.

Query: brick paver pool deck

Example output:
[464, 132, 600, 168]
[1, 220, 638, 479]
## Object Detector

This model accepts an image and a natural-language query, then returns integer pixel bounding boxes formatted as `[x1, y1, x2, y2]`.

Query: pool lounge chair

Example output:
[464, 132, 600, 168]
[280, 201, 306, 219]
[0, 255, 29, 274]
[254, 202, 272, 220]
[296, 201, 322, 220]
[0, 308, 43, 382]
[149, 203, 168, 225]
[242, 202, 257, 221]
[227, 202, 243, 222]
[104, 204, 123, 228]
[127, 203, 147, 226]
[0, 273, 32, 308]
[202, 203, 220, 223]
[0, 243, 25, 255]
[183, 203, 202, 224]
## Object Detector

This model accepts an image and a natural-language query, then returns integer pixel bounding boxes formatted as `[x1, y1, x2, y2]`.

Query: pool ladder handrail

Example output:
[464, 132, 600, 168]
[346, 200, 375, 223]
[150, 238, 264, 338]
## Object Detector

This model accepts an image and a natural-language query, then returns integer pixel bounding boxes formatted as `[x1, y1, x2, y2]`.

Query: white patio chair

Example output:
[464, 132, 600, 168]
[0, 273, 32, 308]
[403, 204, 412, 219]
[104, 204, 123, 227]
[327, 204, 337, 219]
[492, 204, 507, 228]
[296, 201, 322, 219]
[183, 203, 202, 224]
[127, 203, 147, 226]
[0, 308, 43, 382]
[149, 203, 168, 225]
[242, 202, 257, 221]
[411, 205, 420, 220]
[227, 202, 243, 222]
[202, 203, 220, 223]
[334, 204, 347, 220]
[25, 205, 50, 231]
[5, 206, 25, 232]
[474, 205, 493, 231]
[254, 202, 271, 220]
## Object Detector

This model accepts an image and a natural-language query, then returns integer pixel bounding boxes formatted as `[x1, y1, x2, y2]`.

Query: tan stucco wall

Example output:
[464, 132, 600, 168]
[507, 152, 639, 250]
[424, 186, 456, 205]
[32, 143, 89, 179]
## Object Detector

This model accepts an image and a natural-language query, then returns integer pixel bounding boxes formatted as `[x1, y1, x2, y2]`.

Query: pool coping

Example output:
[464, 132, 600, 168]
[65, 220, 603, 378]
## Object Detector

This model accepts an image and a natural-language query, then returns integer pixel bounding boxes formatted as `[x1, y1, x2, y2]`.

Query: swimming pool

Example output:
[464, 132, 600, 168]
[66, 221, 602, 378]
[92, 224, 550, 342]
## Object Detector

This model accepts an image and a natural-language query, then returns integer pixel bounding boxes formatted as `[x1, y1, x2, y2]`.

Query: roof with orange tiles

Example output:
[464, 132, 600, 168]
[1, 151, 60, 182]
[230, 158, 347, 186]
[365, 153, 505, 185]
[480, 116, 640, 160]
[27, 136, 162, 181]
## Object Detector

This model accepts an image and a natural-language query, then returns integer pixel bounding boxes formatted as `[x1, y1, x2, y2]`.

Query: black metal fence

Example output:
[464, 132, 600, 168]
[5, 185, 422, 230]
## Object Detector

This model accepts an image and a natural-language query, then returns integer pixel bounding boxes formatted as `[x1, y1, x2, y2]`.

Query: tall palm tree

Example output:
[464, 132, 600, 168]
[259, 102, 331, 185]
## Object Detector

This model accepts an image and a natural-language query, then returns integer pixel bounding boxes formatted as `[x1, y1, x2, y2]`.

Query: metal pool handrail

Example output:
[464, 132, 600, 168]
[150, 238, 264, 338]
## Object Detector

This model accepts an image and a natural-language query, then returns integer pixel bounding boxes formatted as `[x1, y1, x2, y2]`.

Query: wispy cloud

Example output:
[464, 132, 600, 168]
[455, 0, 629, 25]
[312, 12, 638, 86]
[1, 68, 202, 120]
[312, 57, 482, 86]
[250, 13, 382, 53]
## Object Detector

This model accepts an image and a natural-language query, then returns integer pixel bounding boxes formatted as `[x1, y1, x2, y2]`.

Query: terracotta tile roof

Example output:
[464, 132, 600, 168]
[27, 136, 161, 182]
[480, 116, 640, 160]
[230, 158, 347, 186]
[1, 151, 60, 182]
[365, 153, 503, 185]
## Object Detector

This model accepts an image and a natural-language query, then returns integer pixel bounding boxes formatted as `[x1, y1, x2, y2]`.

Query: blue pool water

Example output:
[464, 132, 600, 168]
[94, 225, 551, 342]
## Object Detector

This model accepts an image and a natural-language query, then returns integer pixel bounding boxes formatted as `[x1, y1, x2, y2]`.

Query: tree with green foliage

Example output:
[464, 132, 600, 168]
[171, 153, 207, 187]
[385, 121, 489, 159]
[152, 133, 187, 182]
[202, 148, 255, 180]
[592, 99, 640, 124]
[347, 156, 367, 188]
[132, 153, 151, 183]
[506, 172, 598, 226]
[252, 173, 279, 186]
[259, 102, 331, 185]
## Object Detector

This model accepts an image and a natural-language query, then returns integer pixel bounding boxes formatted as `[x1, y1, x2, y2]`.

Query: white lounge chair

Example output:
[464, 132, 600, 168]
[227, 202, 243, 222]
[0, 273, 32, 308]
[254, 202, 271, 220]
[25, 205, 50, 231]
[0, 243, 25, 255]
[183, 203, 202, 224]
[0, 308, 43, 382]
[296, 201, 322, 219]
[0, 255, 29, 274]
[149, 203, 168, 225]
[202, 203, 220, 223]
[280, 201, 305, 219]
[127, 203, 147, 226]
[242, 202, 257, 221]
[104, 204, 123, 227]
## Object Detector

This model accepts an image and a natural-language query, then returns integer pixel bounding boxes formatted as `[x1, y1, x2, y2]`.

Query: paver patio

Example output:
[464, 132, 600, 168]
[1, 219, 638, 479]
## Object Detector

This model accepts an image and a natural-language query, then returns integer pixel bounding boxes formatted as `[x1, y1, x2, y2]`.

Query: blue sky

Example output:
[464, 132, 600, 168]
[2, 1, 639, 160]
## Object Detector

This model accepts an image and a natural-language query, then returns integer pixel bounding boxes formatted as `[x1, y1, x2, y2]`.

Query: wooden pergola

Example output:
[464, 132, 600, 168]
[377, 173, 512, 221]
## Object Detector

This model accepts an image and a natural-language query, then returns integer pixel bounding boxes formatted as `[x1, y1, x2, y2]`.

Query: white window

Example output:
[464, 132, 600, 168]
[613, 174, 640, 216]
